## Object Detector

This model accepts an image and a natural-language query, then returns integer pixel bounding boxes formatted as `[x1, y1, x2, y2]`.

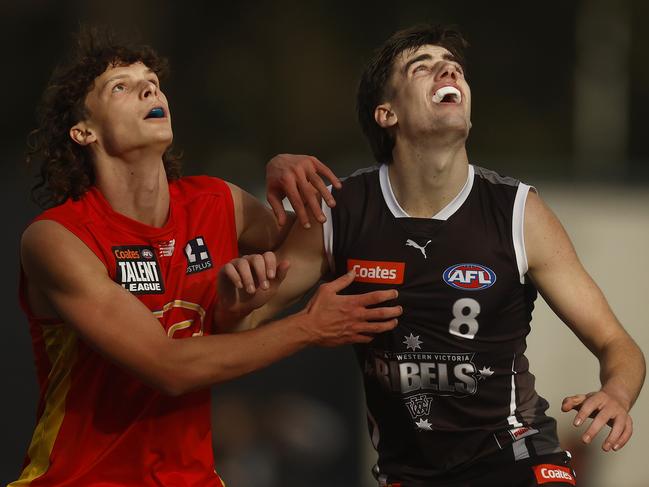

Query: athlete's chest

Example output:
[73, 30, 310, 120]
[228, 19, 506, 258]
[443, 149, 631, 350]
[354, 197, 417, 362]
[339, 203, 520, 324]
[87, 204, 237, 336]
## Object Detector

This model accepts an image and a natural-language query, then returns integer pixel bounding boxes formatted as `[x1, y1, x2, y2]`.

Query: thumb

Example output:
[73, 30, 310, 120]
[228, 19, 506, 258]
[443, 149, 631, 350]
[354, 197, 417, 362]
[562, 394, 586, 412]
[328, 269, 356, 293]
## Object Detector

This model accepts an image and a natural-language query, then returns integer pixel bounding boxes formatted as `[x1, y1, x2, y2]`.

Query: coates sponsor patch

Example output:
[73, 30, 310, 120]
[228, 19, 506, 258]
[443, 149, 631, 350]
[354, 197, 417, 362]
[494, 426, 539, 450]
[347, 259, 405, 284]
[532, 464, 576, 485]
[113, 245, 165, 294]
[509, 426, 539, 441]
[443, 263, 496, 290]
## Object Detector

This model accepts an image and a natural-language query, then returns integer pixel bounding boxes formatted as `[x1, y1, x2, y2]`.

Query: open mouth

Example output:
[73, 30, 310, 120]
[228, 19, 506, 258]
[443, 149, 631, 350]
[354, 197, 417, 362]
[145, 107, 166, 119]
[432, 86, 461, 104]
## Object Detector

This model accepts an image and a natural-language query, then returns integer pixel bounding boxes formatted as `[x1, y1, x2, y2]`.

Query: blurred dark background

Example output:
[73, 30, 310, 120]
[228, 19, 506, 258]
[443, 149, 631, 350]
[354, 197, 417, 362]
[1, 1, 647, 486]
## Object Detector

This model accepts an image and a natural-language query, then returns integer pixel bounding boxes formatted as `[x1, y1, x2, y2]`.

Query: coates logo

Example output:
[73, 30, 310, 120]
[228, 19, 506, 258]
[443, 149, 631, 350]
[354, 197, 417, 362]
[114, 248, 142, 260]
[509, 426, 538, 441]
[532, 464, 576, 485]
[443, 263, 496, 291]
[347, 259, 405, 284]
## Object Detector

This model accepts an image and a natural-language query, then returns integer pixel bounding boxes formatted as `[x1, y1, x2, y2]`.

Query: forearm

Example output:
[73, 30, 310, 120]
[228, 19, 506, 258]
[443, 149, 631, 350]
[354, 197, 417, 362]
[163, 312, 312, 394]
[214, 300, 294, 332]
[598, 335, 646, 410]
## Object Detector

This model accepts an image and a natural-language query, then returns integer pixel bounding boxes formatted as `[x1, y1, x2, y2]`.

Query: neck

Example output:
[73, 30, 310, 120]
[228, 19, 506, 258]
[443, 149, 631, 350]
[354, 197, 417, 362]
[93, 150, 170, 228]
[389, 136, 469, 217]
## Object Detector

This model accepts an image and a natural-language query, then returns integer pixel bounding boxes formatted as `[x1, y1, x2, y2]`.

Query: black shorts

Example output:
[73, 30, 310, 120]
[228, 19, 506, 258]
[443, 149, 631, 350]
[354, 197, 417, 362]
[379, 452, 577, 487]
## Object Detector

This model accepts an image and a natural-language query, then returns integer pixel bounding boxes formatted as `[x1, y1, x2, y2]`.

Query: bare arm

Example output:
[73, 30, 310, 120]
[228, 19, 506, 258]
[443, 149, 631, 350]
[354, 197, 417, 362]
[524, 191, 645, 451]
[219, 209, 332, 329]
[22, 220, 399, 396]
[227, 182, 295, 254]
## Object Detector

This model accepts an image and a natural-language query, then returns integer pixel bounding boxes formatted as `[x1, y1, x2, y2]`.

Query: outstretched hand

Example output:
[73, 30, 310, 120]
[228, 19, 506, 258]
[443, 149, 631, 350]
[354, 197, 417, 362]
[266, 154, 342, 228]
[561, 390, 633, 452]
[217, 252, 290, 319]
[299, 270, 402, 347]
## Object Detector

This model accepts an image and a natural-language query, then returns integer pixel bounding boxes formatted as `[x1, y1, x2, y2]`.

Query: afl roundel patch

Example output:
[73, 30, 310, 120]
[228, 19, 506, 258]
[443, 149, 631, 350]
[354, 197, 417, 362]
[443, 263, 496, 290]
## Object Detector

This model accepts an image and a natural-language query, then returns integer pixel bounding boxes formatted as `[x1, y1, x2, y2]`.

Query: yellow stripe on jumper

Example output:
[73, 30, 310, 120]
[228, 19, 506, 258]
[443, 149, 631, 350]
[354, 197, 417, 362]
[9, 325, 78, 486]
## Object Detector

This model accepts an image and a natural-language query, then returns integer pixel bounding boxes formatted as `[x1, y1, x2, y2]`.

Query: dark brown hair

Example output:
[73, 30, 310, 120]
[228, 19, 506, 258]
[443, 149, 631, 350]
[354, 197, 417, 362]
[28, 27, 182, 208]
[356, 24, 469, 164]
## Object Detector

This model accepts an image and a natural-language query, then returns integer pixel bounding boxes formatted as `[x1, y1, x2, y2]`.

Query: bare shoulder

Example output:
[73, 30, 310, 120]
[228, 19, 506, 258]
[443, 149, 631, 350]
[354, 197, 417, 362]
[224, 181, 272, 217]
[225, 181, 290, 252]
[523, 189, 554, 227]
[21, 219, 107, 290]
[224, 181, 242, 204]
[524, 190, 577, 272]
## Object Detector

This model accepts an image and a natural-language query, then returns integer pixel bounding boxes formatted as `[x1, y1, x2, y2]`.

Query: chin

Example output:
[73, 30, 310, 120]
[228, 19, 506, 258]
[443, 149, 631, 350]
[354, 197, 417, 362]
[432, 119, 469, 136]
[154, 131, 174, 146]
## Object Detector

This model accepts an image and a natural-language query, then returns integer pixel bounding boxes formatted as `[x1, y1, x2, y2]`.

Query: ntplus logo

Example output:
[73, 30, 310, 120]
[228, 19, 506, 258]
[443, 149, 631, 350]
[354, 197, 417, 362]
[113, 245, 165, 294]
[532, 464, 576, 485]
[184, 236, 213, 275]
[443, 263, 496, 291]
[347, 259, 405, 284]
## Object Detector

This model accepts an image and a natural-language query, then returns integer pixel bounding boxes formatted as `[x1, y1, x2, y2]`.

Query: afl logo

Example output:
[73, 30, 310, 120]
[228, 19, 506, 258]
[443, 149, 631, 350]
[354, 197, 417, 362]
[443, 263, 496, 291]
[141, 248, 154, 259]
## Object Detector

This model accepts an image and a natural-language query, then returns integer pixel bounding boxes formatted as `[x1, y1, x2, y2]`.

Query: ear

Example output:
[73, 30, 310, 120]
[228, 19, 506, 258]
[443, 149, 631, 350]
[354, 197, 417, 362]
[69, 122, 97, 146]
[374, 103, 397, 129]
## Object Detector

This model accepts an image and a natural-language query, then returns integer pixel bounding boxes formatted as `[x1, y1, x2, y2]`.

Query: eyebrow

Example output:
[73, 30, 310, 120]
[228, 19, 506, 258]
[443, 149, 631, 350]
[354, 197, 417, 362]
[402, 52, 459, 74]
[101, 68, 157, 91]
[102, 74, 130, 91]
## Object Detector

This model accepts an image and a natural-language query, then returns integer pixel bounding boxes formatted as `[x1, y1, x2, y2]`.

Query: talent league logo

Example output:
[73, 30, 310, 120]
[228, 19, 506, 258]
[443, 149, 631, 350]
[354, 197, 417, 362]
[184, 236, 213, 275]
[113, 245, 165, 294]
[347, 259, 405, 284]
[443, 263, 496, 290]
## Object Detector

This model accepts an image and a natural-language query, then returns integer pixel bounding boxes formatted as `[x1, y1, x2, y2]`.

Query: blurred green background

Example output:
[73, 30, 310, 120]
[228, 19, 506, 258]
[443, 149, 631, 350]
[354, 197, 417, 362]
[1, 1, 647, 486]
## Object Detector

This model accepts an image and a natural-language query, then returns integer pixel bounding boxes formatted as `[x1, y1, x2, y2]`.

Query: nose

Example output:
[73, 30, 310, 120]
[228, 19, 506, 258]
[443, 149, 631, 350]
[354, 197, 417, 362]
[140, 80, 158, 99]
[436, 62, 459, 82]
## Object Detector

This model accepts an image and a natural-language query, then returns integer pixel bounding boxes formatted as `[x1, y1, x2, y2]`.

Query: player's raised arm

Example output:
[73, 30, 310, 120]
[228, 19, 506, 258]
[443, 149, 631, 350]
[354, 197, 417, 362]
[524, 190, 646, 452]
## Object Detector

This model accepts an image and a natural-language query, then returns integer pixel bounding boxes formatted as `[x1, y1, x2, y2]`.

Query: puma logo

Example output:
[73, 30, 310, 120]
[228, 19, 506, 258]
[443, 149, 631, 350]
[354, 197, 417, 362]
[405, 239, 432, 259]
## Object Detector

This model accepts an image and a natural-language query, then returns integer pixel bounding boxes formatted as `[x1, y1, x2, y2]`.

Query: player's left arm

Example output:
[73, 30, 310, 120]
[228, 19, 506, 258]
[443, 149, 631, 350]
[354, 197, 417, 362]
[524, 190, 646, 452]
[226, 182, 295, 254]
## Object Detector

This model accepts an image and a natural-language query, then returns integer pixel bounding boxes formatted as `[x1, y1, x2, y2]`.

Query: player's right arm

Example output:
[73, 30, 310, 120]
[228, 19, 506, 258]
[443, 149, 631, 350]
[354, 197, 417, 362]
[22, 220, 400, 396]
